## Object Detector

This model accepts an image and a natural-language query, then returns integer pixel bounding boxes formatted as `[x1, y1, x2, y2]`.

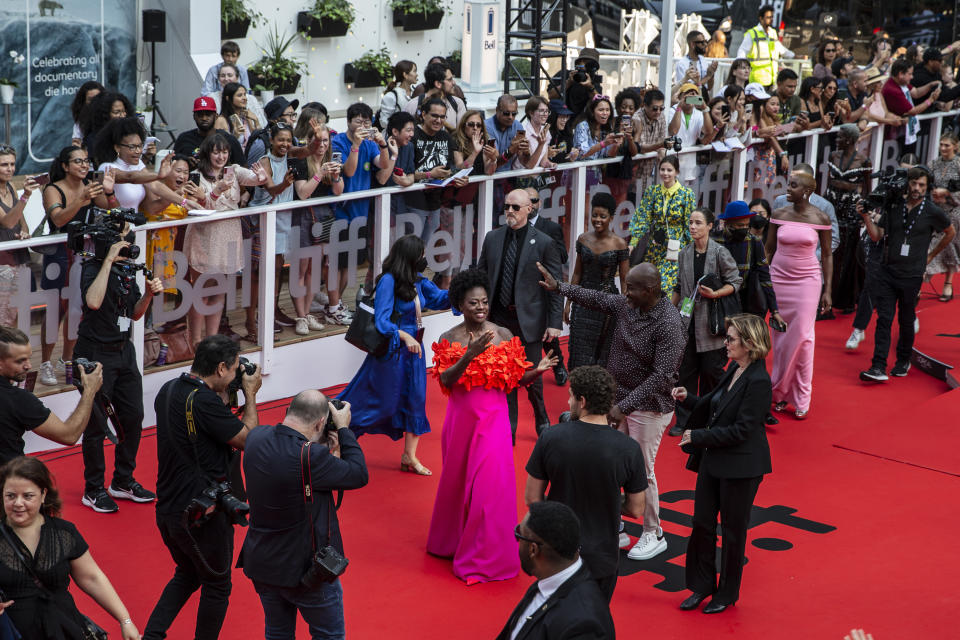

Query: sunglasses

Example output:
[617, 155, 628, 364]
[499, 111, 517, 117]
[592, 94, 611, 102]
[465, 122, 483, 128]
[505, 203, 526, 211]
[530, 198, 539, 203]
[426, 112, 446, 120]
[648, 105, 665, 112]
[723, 334, 739, 344]
[514, 524, 541, 544]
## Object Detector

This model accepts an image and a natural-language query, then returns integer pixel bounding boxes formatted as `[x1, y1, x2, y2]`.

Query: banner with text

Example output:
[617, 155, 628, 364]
[0, 0, 137, 173]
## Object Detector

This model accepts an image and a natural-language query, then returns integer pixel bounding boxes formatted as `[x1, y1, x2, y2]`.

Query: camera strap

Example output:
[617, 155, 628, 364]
[300, 442, 343, 553]
[160, 381, 218, 488]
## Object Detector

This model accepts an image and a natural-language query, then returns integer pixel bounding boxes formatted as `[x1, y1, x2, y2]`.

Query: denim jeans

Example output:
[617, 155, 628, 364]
[254, 579, 345, 640]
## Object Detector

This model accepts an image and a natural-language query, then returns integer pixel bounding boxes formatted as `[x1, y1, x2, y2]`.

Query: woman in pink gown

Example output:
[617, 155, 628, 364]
[427, 269, 557, 584]
[765, 171, 833, 419]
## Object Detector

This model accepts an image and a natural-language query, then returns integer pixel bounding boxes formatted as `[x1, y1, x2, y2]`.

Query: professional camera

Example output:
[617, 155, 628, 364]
[664, 136, 683, 152]
[64, 206, 147, 261]
[227, 356, 257, 395]
[573, 64, 588, 83]
[70, 357, 98, 389]
[184, 480, 250, 527]
[862, 167, 908, 210]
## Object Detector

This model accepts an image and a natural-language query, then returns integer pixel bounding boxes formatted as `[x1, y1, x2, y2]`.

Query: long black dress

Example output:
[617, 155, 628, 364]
[825, 159, 871, 311]
[567, 242, 629, 370]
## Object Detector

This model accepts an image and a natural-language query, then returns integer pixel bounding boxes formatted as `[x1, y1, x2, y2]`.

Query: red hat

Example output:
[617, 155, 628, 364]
[193, 96, 217, 112]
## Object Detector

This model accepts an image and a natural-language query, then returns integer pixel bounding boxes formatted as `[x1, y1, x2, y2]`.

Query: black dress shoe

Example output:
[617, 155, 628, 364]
[553, 365, 568, 386]
[765, 413, 779, 426]
[668, 424, 684, 437]
[679, 592, 710, 611]
[702, 599, 730, 614]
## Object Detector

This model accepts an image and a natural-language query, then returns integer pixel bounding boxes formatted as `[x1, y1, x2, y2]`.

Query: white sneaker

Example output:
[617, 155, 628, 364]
[325, 303, 352, 326]
[294, 317, 310, 336]
[38, 361, 57, 386]
[627, 531, 667, 561]
[310, 291, 330, 313]
[618, 532, 632, 549]
[845, 328, 865, 350]
[306, 314, 325, 331]
[55, 358, 66, 373]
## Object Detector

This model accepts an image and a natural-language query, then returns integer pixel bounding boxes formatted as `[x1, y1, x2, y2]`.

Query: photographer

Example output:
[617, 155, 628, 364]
[144, 334, 262, 640]
[240, 391, 368, 637]
[74, 235, 164, 514]
[0, 326, 103, 463]
[858, 167, 956, 382]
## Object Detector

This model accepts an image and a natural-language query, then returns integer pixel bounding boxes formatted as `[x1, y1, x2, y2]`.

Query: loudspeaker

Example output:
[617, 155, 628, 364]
[143, 9, 166, 43]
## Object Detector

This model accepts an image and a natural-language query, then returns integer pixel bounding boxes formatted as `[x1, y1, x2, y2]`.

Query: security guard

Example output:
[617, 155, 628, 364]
[736, 4, 796, 88]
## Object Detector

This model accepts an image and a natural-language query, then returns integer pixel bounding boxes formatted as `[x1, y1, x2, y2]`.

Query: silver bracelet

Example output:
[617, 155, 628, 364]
[121, 619, 132, 625]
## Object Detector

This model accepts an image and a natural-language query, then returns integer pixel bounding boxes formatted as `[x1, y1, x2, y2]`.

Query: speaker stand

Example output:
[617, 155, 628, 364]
[149, 41, 176, 146]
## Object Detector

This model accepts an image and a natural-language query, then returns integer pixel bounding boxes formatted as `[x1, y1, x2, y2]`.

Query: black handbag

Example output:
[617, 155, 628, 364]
[741, 240, 768, 315]
[344, 291, 399, 358]
[0, 523, 108, 639]
[703, 273, 742, 337]
[602, 142, 633, 179]
[298, 442, 349, 588]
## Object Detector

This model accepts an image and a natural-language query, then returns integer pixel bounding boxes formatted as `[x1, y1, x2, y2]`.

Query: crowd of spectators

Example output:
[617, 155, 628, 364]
[0, 17, 958, 637]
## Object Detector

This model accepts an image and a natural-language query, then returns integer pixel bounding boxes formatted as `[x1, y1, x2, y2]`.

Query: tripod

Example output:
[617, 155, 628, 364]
[149, 41, 176, 146]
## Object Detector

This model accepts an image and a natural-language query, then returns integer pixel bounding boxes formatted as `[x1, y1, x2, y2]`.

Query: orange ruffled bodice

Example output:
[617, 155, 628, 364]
[431, 337, 533, 395]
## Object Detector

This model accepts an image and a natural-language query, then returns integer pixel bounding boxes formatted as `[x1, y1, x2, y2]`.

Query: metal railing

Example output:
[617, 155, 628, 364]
[4, 108, 957, 393]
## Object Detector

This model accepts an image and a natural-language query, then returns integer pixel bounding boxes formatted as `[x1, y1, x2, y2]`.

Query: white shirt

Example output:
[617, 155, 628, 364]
[665, 106, 704, 182]
[675, 55, 712, 86]
[514, 120, 552, 170]
[99, 158, 146, 210]
[736, 24, 795, 61]
[510, 558, 583, 640]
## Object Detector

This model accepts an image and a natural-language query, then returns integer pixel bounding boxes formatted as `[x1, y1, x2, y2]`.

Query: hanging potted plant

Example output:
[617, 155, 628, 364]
[344, 48, 393, 89]
[297, 0, 355, 39]
[221, 0, 264, 40]
[391, 0, 445, 32]
[447, 49, 462, 78]
[0, 50, 25, 105]
[248, 27, 306, 95]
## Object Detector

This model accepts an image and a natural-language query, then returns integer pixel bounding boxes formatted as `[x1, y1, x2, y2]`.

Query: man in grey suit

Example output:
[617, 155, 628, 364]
[478, 189, 563, 442]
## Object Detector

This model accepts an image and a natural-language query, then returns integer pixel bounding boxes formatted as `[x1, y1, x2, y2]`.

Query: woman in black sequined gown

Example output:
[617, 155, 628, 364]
[565, 193, 630, 370]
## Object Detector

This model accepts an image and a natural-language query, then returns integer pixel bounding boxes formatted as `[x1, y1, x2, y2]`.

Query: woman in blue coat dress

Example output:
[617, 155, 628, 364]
[339, 234, 450, 475]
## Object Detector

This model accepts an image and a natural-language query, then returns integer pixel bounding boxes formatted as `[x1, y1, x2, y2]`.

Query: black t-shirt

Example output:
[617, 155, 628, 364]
[154, 374, 244, 515]
[290, 158, 333, 200]
[76, 259, 142, 345]
[882, 198, 951, 279]
[526, 420, 648, 579]
[0, 380, 51, 464]
[173, 128, 246, 165]
[406, 127, 458, 212]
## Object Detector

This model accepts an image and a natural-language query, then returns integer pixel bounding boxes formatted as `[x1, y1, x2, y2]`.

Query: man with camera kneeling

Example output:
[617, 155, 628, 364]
[144, 334, 262, 640]
[239, 391, 368, 638]
[0, 326, 104, 463]
[74, 235, 164, 513]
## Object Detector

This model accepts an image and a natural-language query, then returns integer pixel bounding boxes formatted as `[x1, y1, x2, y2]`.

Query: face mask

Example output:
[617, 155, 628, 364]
[749, 216, 769, 231]
[415, 257, 428, 273]
[726, 227, 749, 242]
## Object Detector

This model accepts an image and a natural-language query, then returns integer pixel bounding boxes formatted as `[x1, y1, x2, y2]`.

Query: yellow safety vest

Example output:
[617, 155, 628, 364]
[747, 25, 778, 87]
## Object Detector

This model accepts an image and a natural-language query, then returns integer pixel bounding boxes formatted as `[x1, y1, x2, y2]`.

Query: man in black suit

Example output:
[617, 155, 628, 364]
[497, 501, 614, 640]
[525, 187, 569, 386]
[478, 188, 563, 440]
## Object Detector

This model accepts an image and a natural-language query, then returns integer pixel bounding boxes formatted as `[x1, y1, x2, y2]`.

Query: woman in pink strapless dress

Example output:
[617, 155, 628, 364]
[427, 269, 557, 584]
[765, 171, 833, 419]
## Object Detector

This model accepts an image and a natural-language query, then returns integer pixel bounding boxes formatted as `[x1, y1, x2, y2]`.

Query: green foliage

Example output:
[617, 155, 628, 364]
[390, 0, 447, 17]
[351, 48, 393, 86]
[307, 0, 356, 28]
[449, 49, 461, 62]
[249, 26, 306, 89]
[221, 0, 264, 28]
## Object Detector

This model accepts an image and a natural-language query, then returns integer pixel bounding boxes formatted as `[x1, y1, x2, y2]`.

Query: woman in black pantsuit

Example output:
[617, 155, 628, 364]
[671, 313, 772, 614]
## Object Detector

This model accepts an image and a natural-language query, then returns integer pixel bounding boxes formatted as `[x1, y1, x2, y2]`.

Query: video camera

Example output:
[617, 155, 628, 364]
[65, 206, 147, 262]
[861, 167, 908, 210]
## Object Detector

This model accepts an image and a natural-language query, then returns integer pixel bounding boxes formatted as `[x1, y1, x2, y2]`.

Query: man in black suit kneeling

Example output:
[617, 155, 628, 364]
[497, 502, 615, 640]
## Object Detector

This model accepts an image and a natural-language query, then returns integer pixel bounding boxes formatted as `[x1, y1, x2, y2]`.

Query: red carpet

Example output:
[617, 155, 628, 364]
[32, 287, 960, 639]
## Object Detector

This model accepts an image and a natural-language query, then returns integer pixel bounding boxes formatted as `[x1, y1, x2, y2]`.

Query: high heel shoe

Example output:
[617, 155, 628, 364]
[939, 282, 954, 302]
[400, 456, 432, 476]
[795, 409, 808, 420]
[773, 401, 788, 413]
